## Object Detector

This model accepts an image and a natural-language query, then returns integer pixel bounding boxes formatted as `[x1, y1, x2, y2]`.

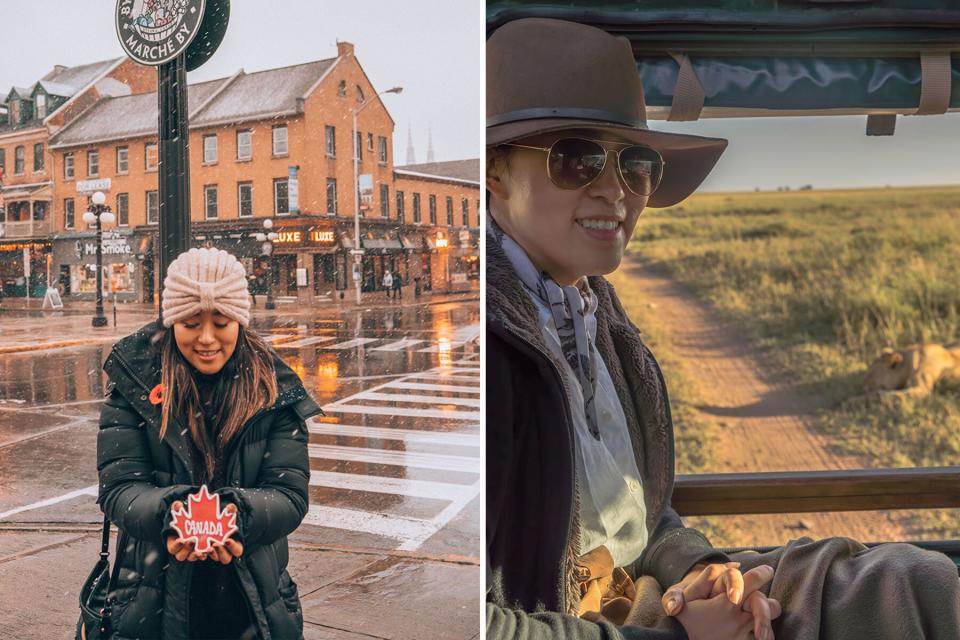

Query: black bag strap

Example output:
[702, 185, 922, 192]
[97, 515, 124, 636]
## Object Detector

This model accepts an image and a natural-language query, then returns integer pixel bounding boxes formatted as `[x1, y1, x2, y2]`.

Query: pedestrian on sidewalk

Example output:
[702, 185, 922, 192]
[393, 271, 403, 299]
[82, 247, 322, 640]
[383, 269, 394, 299]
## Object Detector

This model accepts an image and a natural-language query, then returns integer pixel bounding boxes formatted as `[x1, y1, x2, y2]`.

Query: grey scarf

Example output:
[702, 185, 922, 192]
[487, 214, 600, 439]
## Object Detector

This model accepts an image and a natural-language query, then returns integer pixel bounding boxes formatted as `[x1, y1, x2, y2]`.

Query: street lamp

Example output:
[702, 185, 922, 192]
[255, 218, 279, 310]
[353, 85, 402, 303]
[82, 191, 115, 328]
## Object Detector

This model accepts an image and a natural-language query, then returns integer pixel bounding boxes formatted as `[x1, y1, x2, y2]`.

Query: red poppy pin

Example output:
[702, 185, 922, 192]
[149, 383, 165, 405]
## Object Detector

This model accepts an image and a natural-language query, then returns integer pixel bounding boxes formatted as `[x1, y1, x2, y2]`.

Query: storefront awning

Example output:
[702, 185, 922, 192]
[362, 229, 403, 250]
[340, 233, 356, 250]
[1, 184, 52, 200]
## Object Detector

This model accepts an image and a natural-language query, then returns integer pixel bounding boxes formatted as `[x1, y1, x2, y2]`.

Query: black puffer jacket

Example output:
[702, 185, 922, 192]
[96, 320, 322, 640]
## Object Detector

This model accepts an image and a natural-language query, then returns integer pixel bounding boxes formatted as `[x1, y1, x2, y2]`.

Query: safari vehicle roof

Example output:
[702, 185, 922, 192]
[487, 1, 960, 127]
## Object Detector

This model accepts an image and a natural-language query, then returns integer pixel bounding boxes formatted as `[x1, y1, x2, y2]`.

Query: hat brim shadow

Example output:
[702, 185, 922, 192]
[487, 119, 727, 208]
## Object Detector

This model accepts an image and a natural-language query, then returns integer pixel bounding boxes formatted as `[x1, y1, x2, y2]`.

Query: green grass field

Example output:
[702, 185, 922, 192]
[625, 185, 960, 469]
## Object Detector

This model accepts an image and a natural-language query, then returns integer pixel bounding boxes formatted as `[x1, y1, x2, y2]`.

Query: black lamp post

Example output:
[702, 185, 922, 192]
[82, 191, 114, 328]
[256, 218, 278, 310]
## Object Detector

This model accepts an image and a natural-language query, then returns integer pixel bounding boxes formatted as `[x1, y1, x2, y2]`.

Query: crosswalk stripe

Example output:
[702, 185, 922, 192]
[352, 391, 481, 408]
[302, 504, 434, 542]
[385, 382, 479, 394]
[262, 334, 295, 343]
[309, 471, 473, 501]
[307, 422, 481, 447]
[279, 336, 335, 348]
[406, 373, 479, 382]
[322, 404, 481, 421]
[326, 338, 379, 349]
[417, 342, 466, 352]
[308, 444, 480, 472]
[452, 324, 482, 343]
[371, 339, 425, 351]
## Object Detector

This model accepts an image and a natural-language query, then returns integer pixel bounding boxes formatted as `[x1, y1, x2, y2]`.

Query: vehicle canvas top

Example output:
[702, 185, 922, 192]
[487, 1, 960, 119]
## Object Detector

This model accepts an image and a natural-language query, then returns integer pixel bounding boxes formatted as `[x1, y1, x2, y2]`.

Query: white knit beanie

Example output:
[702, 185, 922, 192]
[161, 248, 251, 328]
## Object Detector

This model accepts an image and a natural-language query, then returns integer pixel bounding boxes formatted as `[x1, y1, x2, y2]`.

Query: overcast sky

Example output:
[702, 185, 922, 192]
[1, 1, 483, 164]
[2, 3, 956, 190]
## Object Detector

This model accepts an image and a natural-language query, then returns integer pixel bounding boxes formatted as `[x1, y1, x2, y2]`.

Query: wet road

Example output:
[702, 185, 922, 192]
[0, 301, 480, 558]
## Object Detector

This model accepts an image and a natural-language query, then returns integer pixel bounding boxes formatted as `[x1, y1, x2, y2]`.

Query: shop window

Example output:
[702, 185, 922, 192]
[14, 146, 24, 175]
[64, 198, 75, 229]
[87, 150, 99, 176]
[117, 193, 129, 226]
[238, 182, 253, 217]
[326, 178, 337, 215]
[325, 126, 336, 157]
[272, 125, 288, 156]
[380, 184, 389, 218]
[429, 194, 437, 225]
[274, 178, 289, 215]
[378, 136, 387, 164]
[236, 130, 252, 160]
[396, 190, 405, 223]
[204, 185, 218, 219]
[116, 146, 128, 174]
[147, 190, 159, 224]
[33, 143, 44, 172]
[145, 143, 158, 171]
[203, 135, 218, 163]
[64, 152, 74, 179]
[412, 193, 421, 224]
[462, 198, 470, 227]
[446, 196, 454, 226]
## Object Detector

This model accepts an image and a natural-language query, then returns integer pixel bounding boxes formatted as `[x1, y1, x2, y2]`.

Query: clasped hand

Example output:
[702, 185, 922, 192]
[164, 501, 245, 565]
[662, 562, 781, 640]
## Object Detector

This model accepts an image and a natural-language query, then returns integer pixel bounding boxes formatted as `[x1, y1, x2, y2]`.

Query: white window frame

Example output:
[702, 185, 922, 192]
[367, 132, 374, 151]
[64, 152, 74, 179]
[236, 130, 252, 161]
[237, 182, 253, 218]
[203, 135, 218, 164]
[64, 198, 75, 229]
[204, 185, 218, 219]
[274, 178, 290, 215]
[145, 143, 158, 171]
[116, 146, 129, 174]
[146, 190, 159, 224]
[326, 178, 337, 215]
[325, 126, 336, 157]
[378, 136, 387, 165]
[272, 125, 288, 156]
[87, 150, 99, 177]
[35, 93, 46, 119]
[116, 192, 129, 227]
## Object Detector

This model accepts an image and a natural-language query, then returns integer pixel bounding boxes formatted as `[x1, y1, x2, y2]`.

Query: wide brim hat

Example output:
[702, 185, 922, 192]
[487, 18, 727, 208]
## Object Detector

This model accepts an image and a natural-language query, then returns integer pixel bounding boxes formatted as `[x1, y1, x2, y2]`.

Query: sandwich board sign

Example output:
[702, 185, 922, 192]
[42, 287, 63, 310]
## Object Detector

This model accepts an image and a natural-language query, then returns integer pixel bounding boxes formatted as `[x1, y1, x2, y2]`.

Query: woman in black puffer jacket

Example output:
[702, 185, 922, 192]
[89, 248, 321, 640]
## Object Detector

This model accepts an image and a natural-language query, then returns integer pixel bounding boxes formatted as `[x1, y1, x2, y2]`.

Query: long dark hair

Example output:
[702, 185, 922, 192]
[155, 325, 279, 480]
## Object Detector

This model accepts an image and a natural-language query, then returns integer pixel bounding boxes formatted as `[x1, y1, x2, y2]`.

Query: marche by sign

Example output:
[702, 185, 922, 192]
[115, 0, 206, 66]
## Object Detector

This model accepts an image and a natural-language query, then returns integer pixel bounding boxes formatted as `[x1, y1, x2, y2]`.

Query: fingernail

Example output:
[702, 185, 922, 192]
[729, 587, 741, 604]
[666, 598, 679, 614]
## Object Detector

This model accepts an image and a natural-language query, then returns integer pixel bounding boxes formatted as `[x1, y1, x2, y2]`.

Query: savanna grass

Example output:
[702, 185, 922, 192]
[628, 186, 960, 469]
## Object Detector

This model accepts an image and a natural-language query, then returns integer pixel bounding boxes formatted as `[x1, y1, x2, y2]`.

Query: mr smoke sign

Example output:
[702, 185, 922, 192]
[116, 0, 206, 65]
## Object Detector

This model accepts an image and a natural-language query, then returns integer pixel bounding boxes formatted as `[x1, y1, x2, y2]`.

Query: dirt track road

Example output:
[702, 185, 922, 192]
[615, 255, 907, 546]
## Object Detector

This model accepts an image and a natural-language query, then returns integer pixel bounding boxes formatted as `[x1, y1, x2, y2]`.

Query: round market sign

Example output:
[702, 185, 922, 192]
[116, 0, 206, 66]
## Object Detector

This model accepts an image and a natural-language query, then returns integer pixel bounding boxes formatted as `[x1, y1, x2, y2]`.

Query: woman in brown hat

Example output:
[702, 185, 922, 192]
[485, 17, 959, 640]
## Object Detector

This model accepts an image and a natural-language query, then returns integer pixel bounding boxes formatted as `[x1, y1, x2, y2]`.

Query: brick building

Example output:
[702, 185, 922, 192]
[28, 42, 480, 304]
[394, 160, 481, 293]
[0, 58, 156, 298]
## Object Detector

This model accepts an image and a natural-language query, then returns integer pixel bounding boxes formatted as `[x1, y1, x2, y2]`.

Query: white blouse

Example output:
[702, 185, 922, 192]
[524, 282, 649, 568]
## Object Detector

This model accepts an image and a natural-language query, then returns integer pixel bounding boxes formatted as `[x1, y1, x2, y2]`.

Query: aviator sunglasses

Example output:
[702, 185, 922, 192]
[503, 137, 665, 197]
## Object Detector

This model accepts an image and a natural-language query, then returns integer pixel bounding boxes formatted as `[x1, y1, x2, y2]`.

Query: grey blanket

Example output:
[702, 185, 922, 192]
[626, 537, 960, 639]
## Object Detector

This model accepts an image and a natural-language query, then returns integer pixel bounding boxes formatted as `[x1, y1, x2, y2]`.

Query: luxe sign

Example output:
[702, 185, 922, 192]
[116, 0, 206, 66]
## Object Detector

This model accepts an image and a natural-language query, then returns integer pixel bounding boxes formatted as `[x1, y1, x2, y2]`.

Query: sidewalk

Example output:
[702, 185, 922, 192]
[0, 526, 480, 639]
[0, 290, 480, 354]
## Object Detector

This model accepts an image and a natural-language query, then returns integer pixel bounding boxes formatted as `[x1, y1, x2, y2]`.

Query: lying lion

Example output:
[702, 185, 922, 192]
[863, 342, 960, 398]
